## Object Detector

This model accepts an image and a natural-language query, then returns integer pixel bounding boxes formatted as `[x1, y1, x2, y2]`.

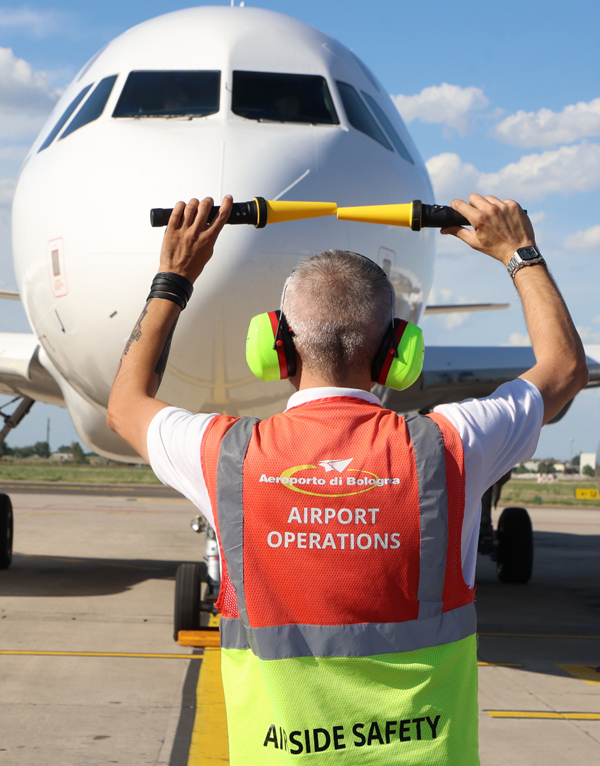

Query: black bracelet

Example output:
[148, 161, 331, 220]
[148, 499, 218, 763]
[154, 272, 194, 301]
[150, 279, 190, 302]
[147, 290, 186, 310]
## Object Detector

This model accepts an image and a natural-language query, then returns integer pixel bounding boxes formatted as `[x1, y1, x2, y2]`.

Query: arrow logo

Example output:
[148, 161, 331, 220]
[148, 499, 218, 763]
[318, 458, 354, 473]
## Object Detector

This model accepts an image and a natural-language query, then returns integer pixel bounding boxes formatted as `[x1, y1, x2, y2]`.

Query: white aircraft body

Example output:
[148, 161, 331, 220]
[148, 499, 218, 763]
[1, 6, 599, 579]
[8, 6, 436, 461]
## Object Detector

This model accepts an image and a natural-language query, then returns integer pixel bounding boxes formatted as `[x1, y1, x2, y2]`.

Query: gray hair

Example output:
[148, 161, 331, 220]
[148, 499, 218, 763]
[282, 249, 395, 384]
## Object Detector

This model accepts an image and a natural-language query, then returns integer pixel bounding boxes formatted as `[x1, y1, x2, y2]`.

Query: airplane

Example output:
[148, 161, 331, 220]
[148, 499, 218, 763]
[1, 6, 599, 610]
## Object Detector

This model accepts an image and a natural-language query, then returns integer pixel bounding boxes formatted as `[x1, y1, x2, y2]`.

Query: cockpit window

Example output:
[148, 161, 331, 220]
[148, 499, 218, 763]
[60, 75, 118, 139]
[361, 92, 414, 164]
[336, 81, 392, 151]
[232, 71, 339, 125]
[38, 84, 93, 152]
[113, 71, 221, 118]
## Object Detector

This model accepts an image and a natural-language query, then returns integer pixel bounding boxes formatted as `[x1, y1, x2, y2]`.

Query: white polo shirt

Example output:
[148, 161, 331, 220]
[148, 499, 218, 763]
[147, 378, 543, 588]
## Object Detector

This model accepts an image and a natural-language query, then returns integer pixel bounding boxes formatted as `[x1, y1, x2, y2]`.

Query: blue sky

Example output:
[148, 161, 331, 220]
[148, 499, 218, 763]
[0, 0, 599, 460]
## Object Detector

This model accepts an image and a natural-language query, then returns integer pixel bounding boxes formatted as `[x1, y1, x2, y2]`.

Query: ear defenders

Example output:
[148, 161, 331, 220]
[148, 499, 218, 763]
[370, 318, 424, 391]
[246, 312, 424, 391]
[246, 310, 297, 382]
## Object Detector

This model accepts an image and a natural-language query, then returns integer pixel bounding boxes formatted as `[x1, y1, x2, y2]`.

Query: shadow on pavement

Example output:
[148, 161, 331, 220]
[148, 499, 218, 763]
[0, 553, 196, 597]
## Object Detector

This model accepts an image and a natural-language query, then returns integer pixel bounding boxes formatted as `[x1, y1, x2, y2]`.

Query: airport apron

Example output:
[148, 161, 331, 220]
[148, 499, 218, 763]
[201, 397, 479, 765]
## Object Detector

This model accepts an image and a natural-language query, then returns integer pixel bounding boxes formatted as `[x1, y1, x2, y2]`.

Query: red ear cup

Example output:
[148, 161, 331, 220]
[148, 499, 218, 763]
[269, 310, 297, 379]
[371, 319, 407, 384]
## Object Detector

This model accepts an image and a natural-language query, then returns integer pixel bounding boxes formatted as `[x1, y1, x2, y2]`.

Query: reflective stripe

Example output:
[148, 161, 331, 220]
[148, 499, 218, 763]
[220, 602, 477, 659]
[216, 417, 259, 628]
[406, 414, 448, 620]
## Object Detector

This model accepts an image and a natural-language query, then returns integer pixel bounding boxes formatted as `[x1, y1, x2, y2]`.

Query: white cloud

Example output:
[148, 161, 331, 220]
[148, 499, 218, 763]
[425, 153, 480, 202]
[426, 142, 600, 202]
[529, 211, 546, 224]
[392, 83, 489, 136]
[0, 8, 63, 38]
[563, 225, 600, 251]
[0, 47, 59, 143]
[505, 332, 531, 346]
[493, 98, 600, 148]
[424, 288, 470, 329]
[577, 325, 600, 344]
[0, 178, 16, 209]
[0, 47, 57, 111]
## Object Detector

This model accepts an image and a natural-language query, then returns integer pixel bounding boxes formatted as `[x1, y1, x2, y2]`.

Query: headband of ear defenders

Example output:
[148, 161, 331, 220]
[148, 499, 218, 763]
[246, 311, 423, 391]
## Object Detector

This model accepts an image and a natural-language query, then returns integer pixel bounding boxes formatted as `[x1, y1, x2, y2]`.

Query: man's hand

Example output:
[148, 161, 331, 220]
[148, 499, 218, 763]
[439, 191, 588, 425]
[159, 195, 233, 283]
[441, 194, 535, 266]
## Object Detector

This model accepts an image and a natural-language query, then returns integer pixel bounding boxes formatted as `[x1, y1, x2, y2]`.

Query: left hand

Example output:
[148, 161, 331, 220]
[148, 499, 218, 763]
[159, 195, 233, 282]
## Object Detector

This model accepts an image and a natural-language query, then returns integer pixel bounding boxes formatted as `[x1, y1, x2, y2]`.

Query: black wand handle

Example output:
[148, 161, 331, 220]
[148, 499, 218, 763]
[150, 200, 262, 228]
[415, 201, 527, 230]
[420, 203, 470, 229]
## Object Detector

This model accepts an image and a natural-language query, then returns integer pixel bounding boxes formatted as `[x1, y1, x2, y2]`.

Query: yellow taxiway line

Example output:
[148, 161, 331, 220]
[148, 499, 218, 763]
[558, 664, 600, 685]
[487, 710, 600, 720]
[479, 632, 600, 640]
[0, 650, 200, 659]
[188, 647, 229, 765]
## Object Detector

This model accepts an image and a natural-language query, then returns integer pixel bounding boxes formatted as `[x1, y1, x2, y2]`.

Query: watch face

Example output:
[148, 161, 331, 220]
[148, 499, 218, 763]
[518, 246, 540, 261]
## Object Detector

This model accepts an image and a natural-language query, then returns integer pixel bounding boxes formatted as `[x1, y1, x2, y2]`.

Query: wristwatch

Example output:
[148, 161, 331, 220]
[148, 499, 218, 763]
[507, 246, 546, 279]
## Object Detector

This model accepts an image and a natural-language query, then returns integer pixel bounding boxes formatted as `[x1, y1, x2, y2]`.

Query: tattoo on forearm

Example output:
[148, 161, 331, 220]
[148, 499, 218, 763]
[155, 317, 179, 389]
[123, 304, 149, 356]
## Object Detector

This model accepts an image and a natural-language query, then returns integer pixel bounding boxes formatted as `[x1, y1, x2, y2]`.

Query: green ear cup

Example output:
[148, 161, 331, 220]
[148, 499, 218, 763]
[246, 312, 283, 381]
[385, 322, 424, 391]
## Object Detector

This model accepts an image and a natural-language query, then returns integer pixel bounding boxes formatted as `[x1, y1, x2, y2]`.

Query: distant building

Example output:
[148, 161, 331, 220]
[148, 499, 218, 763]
[50, 452, 73, 462]
[580, 453, 596, 476]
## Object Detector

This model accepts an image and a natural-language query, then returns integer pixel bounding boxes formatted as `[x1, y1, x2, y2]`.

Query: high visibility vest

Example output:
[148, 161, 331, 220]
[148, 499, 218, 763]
[202, 397, 479, 765]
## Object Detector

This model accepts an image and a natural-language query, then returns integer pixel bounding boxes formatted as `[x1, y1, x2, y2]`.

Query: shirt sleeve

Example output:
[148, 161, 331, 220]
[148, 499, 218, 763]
[146, 406, 217, 528]
[434, 378, 544, 587]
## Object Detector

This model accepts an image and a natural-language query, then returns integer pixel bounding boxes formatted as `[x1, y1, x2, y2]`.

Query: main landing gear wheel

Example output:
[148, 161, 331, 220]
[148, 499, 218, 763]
[496, 507, 533, 584]
[0, 494, 13, 570]
[173, 562, 208, 640]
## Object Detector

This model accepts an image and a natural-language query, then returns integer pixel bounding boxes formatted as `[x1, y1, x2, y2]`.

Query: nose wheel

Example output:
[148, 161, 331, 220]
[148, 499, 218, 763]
[0, 494, 13, 569]
[173, 521, 222, 641]
[478, 479, 534, 584]
[173, 562, 207, 640]
[496, 506, 534, 584]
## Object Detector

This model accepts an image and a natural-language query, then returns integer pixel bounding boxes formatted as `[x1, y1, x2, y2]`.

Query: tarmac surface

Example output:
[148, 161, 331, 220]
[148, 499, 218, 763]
[0, 487, 599, 765]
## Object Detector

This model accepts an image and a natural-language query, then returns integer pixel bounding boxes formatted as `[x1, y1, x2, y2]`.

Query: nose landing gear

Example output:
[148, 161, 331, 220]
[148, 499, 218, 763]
[173, 518, 221, 641]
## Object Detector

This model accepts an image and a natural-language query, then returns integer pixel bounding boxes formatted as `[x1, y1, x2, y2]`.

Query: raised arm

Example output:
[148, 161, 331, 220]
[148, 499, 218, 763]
[444, 194, 589, 425]
[107, 195, 233, 460]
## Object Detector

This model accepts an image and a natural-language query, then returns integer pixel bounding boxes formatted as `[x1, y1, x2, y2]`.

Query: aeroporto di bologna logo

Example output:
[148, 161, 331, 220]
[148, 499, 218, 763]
[259, 459, 402, 551]
[259, 458, 401, 498]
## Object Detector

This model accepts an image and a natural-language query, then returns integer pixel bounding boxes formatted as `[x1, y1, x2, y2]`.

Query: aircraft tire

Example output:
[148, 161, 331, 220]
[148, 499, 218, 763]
[0, 494, 13, 570]
[173, 562, 207, 641]
[496, 506, 533, 584]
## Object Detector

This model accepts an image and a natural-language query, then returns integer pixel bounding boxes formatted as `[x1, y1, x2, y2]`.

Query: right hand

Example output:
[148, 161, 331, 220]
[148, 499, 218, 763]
[441, 193, 536, 266]
[158, 195, 233, 283]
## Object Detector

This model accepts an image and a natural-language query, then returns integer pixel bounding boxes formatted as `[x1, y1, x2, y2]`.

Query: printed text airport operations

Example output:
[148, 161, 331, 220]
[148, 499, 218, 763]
[266, 506, 400, 550]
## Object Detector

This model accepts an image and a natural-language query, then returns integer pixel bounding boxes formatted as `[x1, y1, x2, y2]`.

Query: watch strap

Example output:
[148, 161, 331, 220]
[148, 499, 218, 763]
[507, 247, 546, 279]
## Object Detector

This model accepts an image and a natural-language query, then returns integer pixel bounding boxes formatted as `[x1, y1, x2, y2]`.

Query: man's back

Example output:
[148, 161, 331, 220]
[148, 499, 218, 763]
[202, 397, 479, 764]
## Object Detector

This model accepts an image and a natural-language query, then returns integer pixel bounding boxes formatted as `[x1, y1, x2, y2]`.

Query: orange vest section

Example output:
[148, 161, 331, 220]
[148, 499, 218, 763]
[202, 398, 471, 629]
[242, 398, 422, 627]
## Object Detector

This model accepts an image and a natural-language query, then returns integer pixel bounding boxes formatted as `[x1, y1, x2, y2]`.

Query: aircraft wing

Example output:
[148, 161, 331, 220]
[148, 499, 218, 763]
[0, 333, 65, 406]
[378, 345, 600, 415]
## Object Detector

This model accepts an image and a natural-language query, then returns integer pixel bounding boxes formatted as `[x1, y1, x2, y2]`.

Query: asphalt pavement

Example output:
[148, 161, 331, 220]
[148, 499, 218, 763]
[0, 489, 598, 765]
